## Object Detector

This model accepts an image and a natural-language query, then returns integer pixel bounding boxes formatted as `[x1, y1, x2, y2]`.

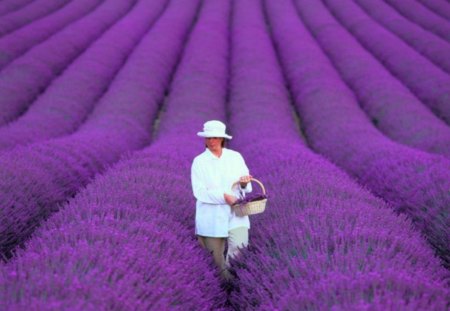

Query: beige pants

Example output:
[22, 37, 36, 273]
[198, 227, 249, 278]
[197, 236, 227, 272]
[226, 226, 249, 265]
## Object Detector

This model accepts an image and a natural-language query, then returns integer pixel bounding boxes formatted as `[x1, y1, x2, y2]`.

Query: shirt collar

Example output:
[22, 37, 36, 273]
[205, 147, 227, 160]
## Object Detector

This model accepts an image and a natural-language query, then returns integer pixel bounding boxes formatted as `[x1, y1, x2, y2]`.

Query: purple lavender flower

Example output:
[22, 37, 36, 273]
[268, 0, 450, 267]
[225, 0, 449, 308]
[0, 0, 449, 309]
[0, 0, 103, 69]
[354, 0, 450, 74]
[0, 0, 135, 125]
[0, 0, 71, 37]
[385, 0, 450, 42]
[0, 0, 35, 17]
[291, 0, 450, 157]
[324, 0, 450, 124]
[0, 0, 197, 259]
[0, 0, 166, 152]
[1, 0, 232, 308]
[416, 0, 450, 20]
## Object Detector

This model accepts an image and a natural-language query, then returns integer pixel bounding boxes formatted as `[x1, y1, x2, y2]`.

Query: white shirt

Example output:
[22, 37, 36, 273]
[191, 148, 252, 237]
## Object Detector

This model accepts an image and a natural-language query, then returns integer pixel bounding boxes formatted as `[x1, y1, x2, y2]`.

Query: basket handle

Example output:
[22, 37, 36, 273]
[232, 177, 266, 195]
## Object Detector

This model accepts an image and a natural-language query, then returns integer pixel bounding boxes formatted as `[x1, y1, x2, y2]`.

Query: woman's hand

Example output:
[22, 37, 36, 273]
[224, 193, 238, 205]
[239, 175, 252, 188]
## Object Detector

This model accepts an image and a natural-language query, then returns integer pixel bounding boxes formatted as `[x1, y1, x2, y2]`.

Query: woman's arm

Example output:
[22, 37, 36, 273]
[238, 155, 253, 193]
[191, 159, 228, 204]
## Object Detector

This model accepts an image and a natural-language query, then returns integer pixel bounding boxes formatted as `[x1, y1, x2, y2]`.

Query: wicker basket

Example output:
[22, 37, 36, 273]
[231, 178, 267, 217]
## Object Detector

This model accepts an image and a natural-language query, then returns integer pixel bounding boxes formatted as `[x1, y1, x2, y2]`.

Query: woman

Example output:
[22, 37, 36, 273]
[191, 120, 252, 280]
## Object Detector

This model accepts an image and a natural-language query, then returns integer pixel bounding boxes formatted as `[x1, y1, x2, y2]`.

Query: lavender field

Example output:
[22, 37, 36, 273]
[0, 0, 449, 309]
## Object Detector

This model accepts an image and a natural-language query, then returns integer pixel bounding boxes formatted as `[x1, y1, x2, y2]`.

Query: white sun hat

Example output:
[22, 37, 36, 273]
[197, 120, 232, 139]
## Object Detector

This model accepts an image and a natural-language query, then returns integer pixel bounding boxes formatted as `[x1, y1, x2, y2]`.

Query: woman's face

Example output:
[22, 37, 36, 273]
[205, 137, 224, 152]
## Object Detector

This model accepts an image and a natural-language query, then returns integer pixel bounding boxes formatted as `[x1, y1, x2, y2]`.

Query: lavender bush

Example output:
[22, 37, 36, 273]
[0, 0, 135, 125]
[268, 0, 450, 267]
[417, 0, 450, 20]
[0, 0, 167, 152]
[0, 0, 198, 259]
[292, 0, 450, 157]
[1, 203, 222, 310]
[1, 0, 232, 308]
[323, 0, 450, 125]
[0, 0, 71, 37]
[0, 0, 103, 69]
[223, 0, 449, 308]
[355, 0, 450, 74]
[384, 0, 450, 42]
[0, 0, 35, 17]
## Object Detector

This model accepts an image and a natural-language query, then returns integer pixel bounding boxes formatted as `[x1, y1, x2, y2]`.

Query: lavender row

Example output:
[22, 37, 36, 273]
[225, 0, 449, 308]
[384, 0, 450, 42]
[292, 0, 450, 157]
[355, 0, 450, 74]
[0, 0, 167, 152]
[417, 0, 450, 20]
[0, 0, 135, 126]
[269, 0, 450, 267]
[0, 0, 198, 259]
[0, 0, 103, 69]
[323, 0, 450, 124]
[0, 0, 34, 17]
[1, 0, 230, 308]
[1, 203, 221, 310]
[106, 0, 231, 239]
[0, 0, 71, 37]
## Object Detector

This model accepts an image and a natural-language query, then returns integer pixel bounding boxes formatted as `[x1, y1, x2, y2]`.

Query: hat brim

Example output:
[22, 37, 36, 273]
[197, 132, 232, 139]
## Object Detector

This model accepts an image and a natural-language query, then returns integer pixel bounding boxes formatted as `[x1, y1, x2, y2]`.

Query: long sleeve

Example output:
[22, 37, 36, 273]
[191, 158, 227, 204]
[239, 154, 252, 194]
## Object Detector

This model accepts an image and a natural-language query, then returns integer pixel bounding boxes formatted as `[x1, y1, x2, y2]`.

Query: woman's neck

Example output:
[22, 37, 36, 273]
[209, 147, 223, 158]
